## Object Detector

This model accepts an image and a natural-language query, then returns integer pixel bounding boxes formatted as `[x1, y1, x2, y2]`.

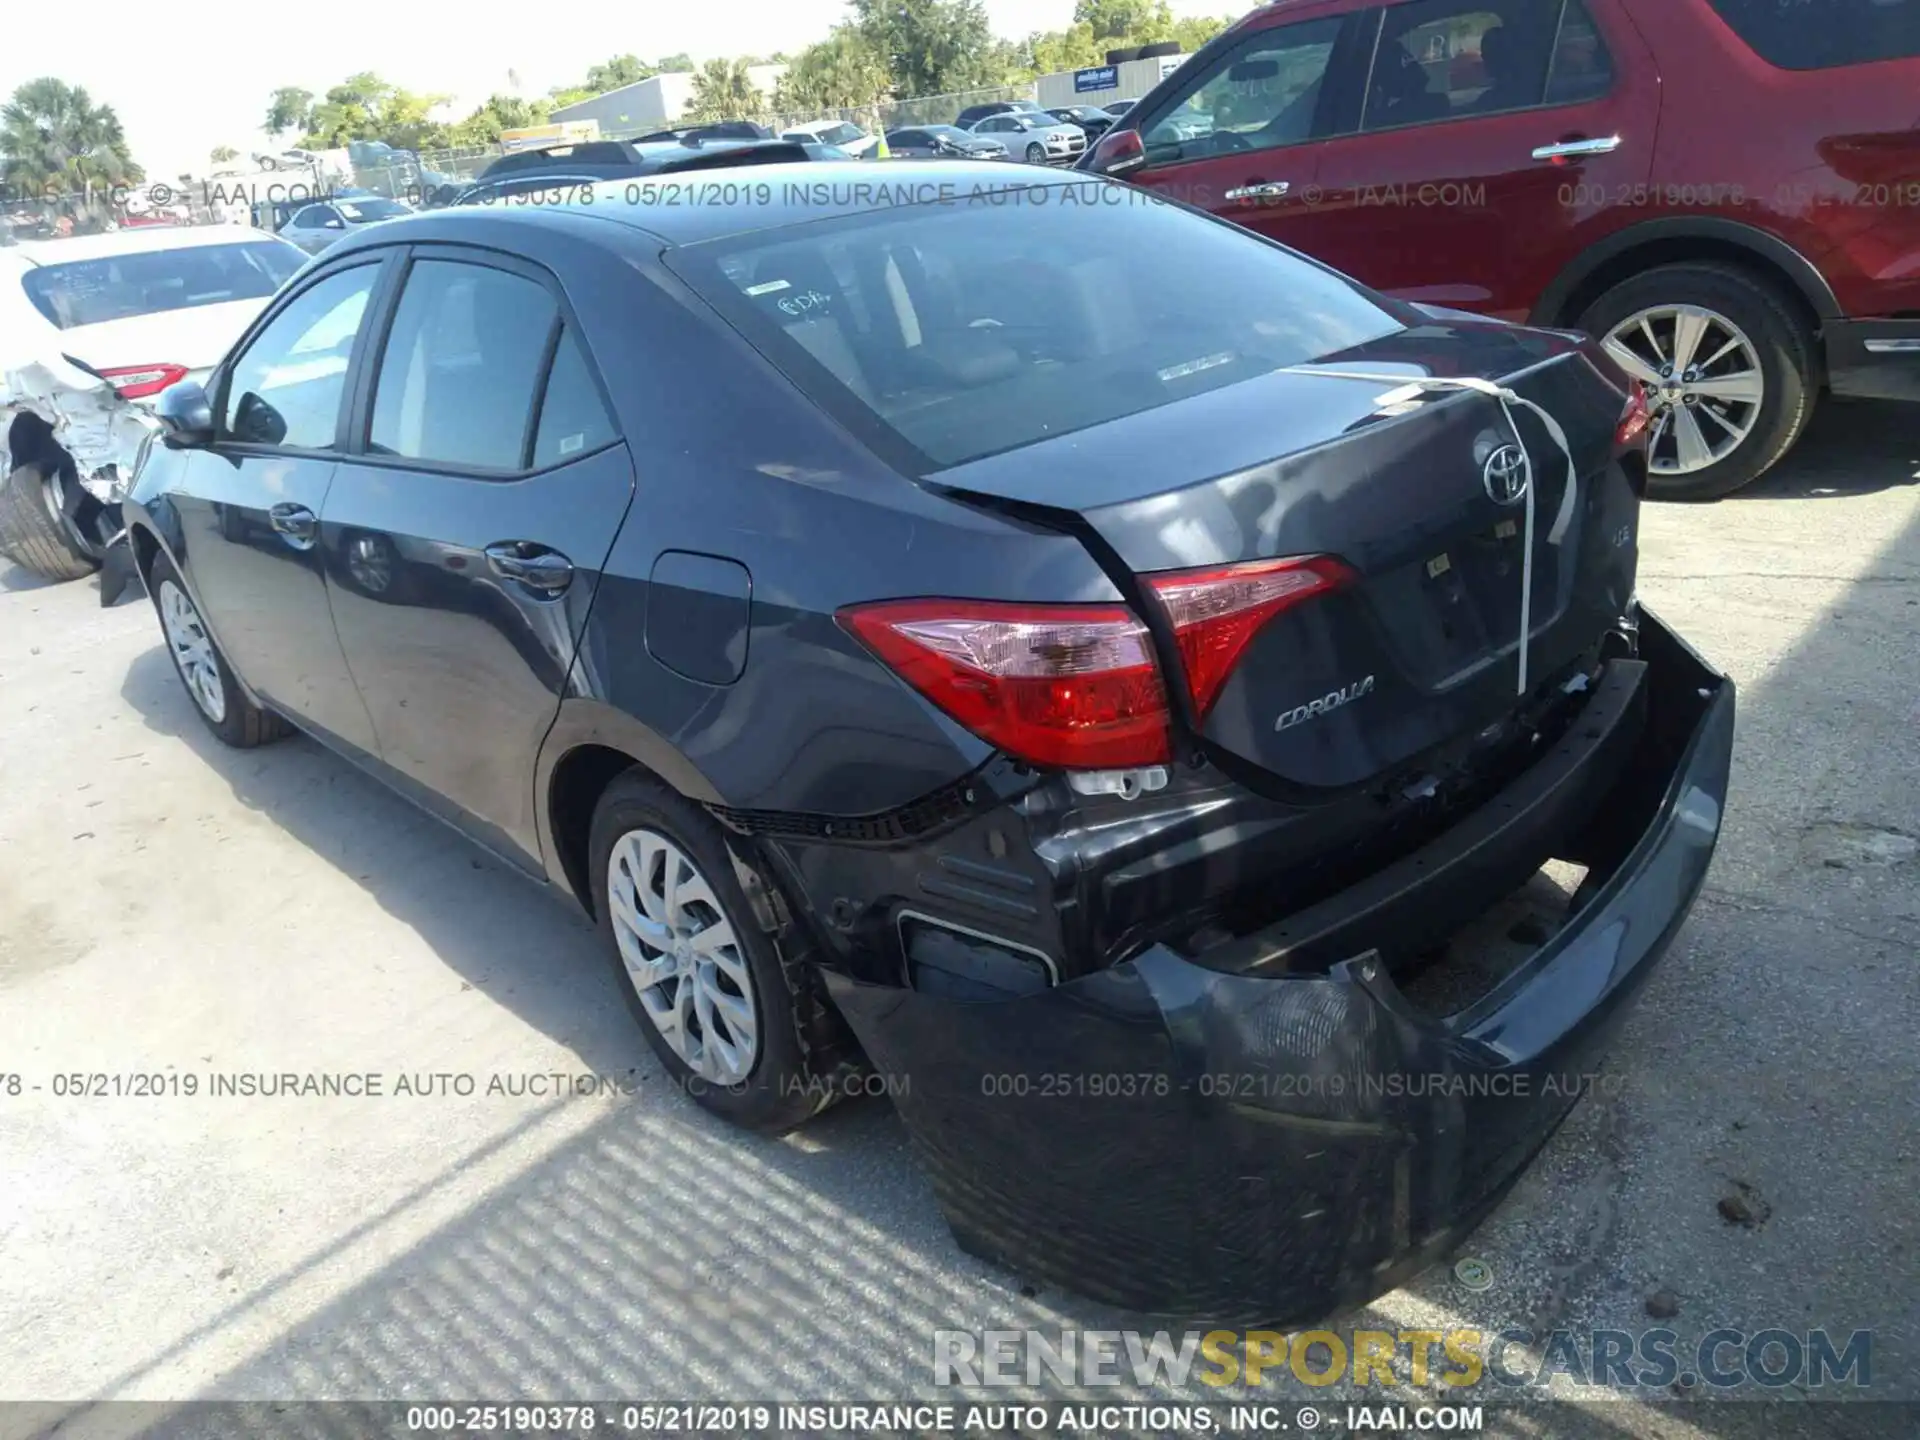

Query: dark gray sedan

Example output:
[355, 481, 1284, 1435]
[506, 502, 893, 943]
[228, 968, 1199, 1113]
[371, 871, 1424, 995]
[884, 124, 1008, 161]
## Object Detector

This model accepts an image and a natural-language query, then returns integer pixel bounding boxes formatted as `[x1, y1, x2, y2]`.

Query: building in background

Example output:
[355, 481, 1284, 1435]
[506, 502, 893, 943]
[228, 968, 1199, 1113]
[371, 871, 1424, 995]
[550, 67, 789, 133]
[1035, 53, 1190, 110]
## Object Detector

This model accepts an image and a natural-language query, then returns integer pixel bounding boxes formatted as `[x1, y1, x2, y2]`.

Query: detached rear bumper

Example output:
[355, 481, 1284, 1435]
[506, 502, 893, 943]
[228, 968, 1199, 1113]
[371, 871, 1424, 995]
[1826, 318, 1920, 403]
[823, 608, 1733, 1324]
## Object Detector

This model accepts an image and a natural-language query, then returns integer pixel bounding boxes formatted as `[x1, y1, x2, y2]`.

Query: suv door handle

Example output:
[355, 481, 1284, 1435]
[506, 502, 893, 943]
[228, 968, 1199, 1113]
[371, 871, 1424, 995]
[1532, 135, 1622, 161]
[1224, 180, 1291, 202]
[268, 503, 316, 543]
[484, 542, 574, 593]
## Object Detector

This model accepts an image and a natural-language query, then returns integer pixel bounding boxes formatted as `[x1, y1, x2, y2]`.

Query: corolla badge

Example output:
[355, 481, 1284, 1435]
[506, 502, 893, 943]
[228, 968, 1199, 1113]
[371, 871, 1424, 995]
[1276, 674, 1375, 731]
[1482, 444, 1530, 505]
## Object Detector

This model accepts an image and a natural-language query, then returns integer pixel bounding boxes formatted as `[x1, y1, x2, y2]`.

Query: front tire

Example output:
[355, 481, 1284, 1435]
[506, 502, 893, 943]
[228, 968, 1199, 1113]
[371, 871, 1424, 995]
[590, 772, 832, 1132]
[147, 550, 291, 747]
[1026, 142, 1047, 163]
[1578, 263, 1816, 501]
[0, 462, 100, 582]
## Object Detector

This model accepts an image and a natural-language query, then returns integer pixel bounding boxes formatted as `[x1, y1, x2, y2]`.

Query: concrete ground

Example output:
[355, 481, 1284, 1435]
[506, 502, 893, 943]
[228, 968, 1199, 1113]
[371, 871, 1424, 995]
[1, 398, 1916, 1438]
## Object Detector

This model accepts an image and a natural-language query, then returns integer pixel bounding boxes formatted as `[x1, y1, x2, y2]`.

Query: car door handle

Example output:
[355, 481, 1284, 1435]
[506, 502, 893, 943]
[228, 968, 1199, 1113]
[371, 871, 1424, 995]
[484, 542, 574, 593]
[268, 503, 316, 543]
[1224, 180, 1291, 202]
[1532, 135, 1622, 161]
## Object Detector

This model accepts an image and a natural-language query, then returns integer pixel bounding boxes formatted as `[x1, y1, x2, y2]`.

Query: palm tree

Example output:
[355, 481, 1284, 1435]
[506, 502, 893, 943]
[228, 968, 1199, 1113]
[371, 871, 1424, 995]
[684, 59, 766, 124]
[210, 145, 238, 165]
[0, 77, 141, 213]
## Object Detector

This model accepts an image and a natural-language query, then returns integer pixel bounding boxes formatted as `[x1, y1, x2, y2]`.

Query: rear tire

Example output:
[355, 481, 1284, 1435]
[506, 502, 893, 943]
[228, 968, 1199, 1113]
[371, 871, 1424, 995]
[589, 771, 837, 1132]
[1577, 263, 1816, 501]
[0, 462, 99, 582]
[146, 550, 292, 747]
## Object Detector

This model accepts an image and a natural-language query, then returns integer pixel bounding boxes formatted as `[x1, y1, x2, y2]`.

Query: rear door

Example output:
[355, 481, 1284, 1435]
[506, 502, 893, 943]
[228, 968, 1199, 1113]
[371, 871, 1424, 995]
[1125, 7, 1373, 242]
[163, 259, 387, 754]
[318, 246, 634, 870]
[1286, 0, 1659, 320]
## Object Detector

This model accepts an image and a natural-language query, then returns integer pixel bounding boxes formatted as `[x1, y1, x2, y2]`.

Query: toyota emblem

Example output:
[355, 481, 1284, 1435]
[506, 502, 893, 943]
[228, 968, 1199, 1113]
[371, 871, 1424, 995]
[1482, 444, 1530, 506]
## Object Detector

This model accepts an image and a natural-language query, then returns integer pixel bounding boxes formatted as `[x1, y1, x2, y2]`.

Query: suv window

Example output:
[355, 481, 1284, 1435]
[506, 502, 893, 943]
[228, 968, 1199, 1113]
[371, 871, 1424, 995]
[369, 259, 558, 470]
[1702, 0, 1919, 70]
[223, 264, 378, 449]
[532, 327, 617, 467]
[1363, 0, 1613, 130]
[1142, 16, 1347, 162]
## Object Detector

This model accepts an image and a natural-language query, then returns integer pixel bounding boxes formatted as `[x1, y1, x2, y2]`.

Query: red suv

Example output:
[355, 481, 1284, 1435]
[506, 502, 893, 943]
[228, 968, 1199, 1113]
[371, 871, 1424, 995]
[1084, 0, 1919, 498]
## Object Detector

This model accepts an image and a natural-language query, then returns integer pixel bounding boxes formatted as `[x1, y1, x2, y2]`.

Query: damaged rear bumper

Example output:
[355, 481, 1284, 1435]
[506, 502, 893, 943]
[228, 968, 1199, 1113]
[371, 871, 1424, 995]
[823, 608, 1733, 1323]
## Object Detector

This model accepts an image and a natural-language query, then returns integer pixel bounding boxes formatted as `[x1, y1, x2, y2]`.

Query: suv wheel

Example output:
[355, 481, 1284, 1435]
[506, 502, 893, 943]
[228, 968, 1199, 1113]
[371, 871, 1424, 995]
[1579, 263, 1816, 500]
[589, 773, 834, 1132]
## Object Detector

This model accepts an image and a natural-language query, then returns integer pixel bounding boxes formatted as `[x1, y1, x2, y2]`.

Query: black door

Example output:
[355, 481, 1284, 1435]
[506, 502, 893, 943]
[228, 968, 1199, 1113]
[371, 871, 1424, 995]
[167, 260, 387, 755]
[318, 248, 634, 870]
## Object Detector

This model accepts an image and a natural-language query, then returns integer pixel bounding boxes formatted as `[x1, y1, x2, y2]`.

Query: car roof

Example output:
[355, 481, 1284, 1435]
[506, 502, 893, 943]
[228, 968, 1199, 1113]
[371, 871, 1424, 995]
[334, 160, 1080, 251]
[13, 225, 289, 265]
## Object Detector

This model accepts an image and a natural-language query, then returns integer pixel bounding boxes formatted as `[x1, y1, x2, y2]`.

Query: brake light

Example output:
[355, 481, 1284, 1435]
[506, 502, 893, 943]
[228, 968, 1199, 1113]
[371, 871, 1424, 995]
[1615, 380, 1651, 447]
[1147, 556, 1355, 720]
[100, 364, 189, 400]
[841, 554, 1352, 771]
[839, 599, 1172, 768]
[1086, 126, 1145, 177]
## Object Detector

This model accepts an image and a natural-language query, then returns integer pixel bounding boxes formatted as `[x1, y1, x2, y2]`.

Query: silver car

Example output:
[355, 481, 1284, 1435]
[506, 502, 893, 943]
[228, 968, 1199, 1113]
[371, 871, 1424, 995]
[278, 196, 413, 255]
[966, 112, 1086, 165]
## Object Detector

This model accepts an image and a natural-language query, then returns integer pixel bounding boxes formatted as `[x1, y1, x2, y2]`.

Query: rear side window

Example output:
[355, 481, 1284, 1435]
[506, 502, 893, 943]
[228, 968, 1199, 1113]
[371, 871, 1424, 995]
[1361, 0, 1613, 130]
[666, 185, 1403, 473]
[20, 241, 303, 329]
[369, 259, 558, 470]
[532, 327, 617, 467]
[1703, 0, 1919, 69]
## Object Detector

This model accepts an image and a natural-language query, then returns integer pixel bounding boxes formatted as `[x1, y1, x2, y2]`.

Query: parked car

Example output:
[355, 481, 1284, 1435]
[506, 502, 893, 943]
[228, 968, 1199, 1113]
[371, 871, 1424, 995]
[1101, 98, 1138, 117]
[252, 148, 320, 171]
[123, 159, 1731, 1324]
[1, 226, 304, 580]
[953, 99, 1050, 128]
[278, 196, 414, 255]
[1081, 0, 1920, 498]
[779, 119, 881, 158]
[883, 125, 1008, 160]
[968, 112, 1087, 164]
[452, 140, 844, 206]
[635, 121, 776, 144]
[1047, 105, 1116, 140]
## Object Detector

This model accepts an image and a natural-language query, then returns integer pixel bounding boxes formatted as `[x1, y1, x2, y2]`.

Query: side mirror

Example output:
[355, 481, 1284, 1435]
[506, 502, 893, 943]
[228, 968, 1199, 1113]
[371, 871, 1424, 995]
[154, 380, 214, 447]
[1085, 126, 1147, 177]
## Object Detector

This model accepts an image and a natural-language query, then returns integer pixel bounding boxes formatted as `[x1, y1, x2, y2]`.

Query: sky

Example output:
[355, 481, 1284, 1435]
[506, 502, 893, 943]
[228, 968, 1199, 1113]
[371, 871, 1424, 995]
[3, 0, 1241, 180]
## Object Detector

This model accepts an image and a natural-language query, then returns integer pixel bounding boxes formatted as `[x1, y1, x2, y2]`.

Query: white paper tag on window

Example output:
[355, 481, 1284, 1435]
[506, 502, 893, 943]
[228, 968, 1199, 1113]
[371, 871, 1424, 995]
[559, 433, 584, 455]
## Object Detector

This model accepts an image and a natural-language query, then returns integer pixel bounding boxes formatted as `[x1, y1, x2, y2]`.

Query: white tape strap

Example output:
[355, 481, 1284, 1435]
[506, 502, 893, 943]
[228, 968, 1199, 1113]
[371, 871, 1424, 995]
[1279, 367, 1582, 696]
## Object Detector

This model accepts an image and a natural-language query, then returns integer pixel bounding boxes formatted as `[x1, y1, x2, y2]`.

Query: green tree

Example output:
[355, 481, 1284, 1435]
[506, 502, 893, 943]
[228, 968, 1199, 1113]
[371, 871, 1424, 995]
[1072, 0, 1174, 42]
[656, 53, 697, 73]
[264, 86, 314, 137]
[683, 58, 767, 123]
[585, 55, 655, 92]
[1169, 15, 1234, 53]
[1024, 23, 1105, 75]
[0, 77, 141, 200]
[299, 73, 452, 150]
[209, 145, 238, 165]
[773, 27, 892, 115]
[852, 0, 1002, 97]
[446, 94, 553, 147]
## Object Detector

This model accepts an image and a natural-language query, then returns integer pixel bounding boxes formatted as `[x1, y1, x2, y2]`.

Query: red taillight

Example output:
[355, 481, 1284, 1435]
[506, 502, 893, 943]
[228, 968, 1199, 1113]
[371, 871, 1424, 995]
[100, 364, 189, 400]
[839, 599, 1172, 768]
[1147, 556, 1354, 720]
[840, 554, 1352, 771]
[1615, 380, 1651, 447]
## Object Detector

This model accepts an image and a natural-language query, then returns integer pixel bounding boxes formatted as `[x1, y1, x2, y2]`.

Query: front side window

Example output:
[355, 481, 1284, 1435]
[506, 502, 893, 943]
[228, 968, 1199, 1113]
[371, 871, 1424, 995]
[368, 259, 557, 470]
[223, 264, 378, 449]
[668, 186, 1403, 473]
[1143, 16, 1346, 162]
[1702, 0, 1917, 69]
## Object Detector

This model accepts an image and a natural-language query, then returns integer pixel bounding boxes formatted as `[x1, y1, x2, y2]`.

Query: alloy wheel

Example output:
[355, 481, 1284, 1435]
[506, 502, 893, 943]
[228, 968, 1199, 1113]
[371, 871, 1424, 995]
[157, 579, 227, 723]
[1601, 305, 1764, 477]
[607, 828, 760, 1085]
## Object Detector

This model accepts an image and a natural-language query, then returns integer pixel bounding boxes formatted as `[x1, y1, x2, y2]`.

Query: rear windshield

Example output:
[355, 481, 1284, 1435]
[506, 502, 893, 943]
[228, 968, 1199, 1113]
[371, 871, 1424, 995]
[338, 199, 408, 222]
[667, 183, 1402, 471]
[21, 240, 304, 330]
[1703, 0, 1919, 69]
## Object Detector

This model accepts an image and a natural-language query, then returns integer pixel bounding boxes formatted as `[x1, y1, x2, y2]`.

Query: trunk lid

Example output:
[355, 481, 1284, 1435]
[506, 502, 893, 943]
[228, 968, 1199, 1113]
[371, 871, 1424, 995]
[933, 321, 1643, 790]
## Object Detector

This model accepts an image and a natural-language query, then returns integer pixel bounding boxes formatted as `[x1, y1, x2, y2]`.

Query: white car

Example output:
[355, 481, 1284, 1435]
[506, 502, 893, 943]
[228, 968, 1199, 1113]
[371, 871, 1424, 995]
[778, 119, 881, 158]
[1, 225, 307, 581]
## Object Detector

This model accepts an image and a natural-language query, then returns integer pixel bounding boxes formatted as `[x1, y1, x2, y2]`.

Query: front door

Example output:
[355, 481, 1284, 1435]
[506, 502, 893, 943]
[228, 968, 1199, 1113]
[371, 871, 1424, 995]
[168, 259, 388, 754]
[318, 248, 634, 870]
[1278, 0, 1660, 320]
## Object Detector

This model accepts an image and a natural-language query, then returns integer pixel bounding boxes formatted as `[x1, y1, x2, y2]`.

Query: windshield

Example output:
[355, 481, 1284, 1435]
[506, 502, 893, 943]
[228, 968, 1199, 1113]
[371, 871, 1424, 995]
[815, 122, 864, 145]
[20, 241, 304, 330]
[338, 199, 407, 222]
[668, 184, 1402, 472]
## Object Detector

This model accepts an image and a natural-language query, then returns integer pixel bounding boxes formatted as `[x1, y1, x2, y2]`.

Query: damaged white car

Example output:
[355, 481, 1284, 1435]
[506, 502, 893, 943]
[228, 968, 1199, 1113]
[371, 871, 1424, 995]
[1, 226, 305, 584]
